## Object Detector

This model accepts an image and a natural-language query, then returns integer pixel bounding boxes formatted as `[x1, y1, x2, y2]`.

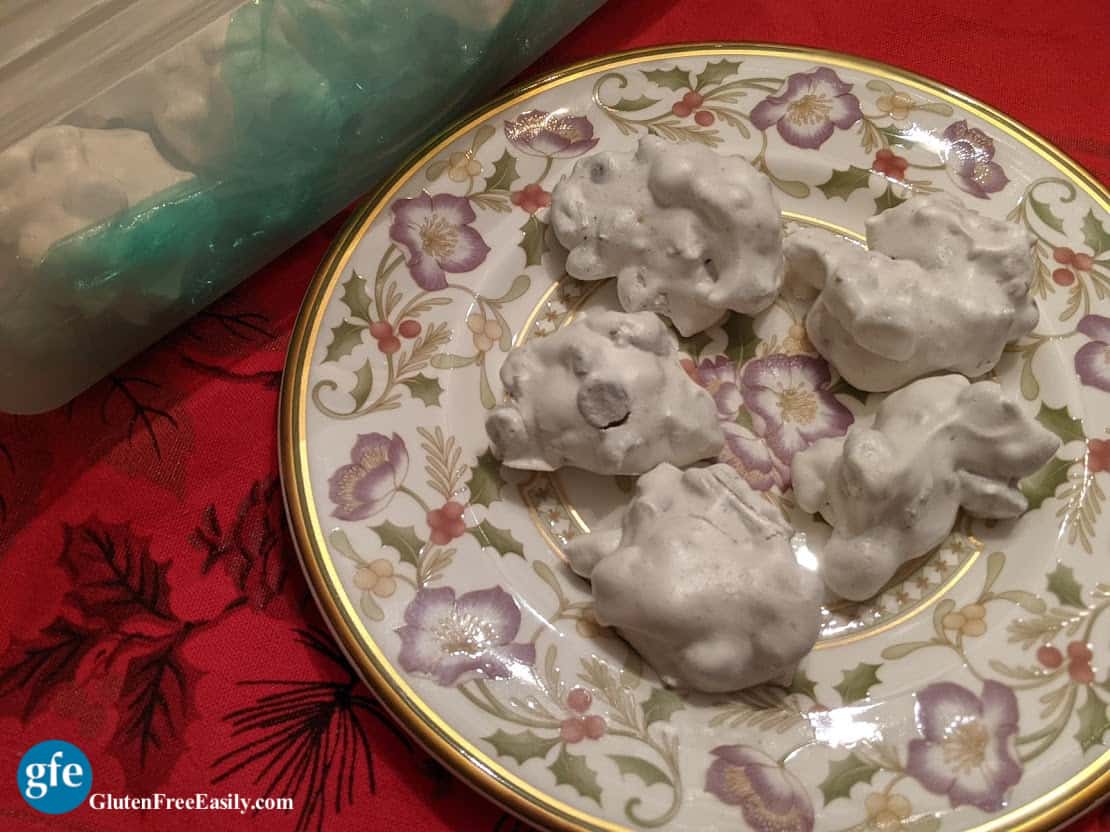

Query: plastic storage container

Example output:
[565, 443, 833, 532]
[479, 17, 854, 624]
[0, 0, 606, 413]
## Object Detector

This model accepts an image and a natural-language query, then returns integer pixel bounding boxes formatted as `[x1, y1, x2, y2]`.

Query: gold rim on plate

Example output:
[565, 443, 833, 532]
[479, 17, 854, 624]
[279, 43, 1110, 832]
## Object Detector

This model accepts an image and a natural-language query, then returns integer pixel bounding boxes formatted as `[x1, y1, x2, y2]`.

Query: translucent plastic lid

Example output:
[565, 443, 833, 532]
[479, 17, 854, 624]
[0, 0, 246, 149]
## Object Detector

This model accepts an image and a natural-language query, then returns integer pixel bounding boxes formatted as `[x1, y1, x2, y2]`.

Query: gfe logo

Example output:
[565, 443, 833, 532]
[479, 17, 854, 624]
[17, 740, 92, 814]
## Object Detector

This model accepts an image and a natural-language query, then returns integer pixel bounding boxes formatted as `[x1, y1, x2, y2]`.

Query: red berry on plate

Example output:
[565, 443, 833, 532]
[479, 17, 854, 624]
[442, 501, 465, 520]
[683, 91, 705, 109]
[429, 527, 452, 546]
[1073, 252, 1095, 272]
[378, 336, 401, 354]
[426, 509, 445, 530]
[446, 517, 466, 539]
[1037, 645, 1063, 668]
[398, 319, 422, 338]
[876, 148, 894, 161]
[583, 714, 606, 740]
[369, 321, 393, 339]
[1069, 659, 1095, 685]
[694, 110, 715, 127]
[560, 718, 586, 743]
[1052, 246, 1075, 265]
[566, 687, 592, 713]
[671, 101, 692, 118]
[1052, 268, 1075, 286]
[1067, 641, 1093, 662]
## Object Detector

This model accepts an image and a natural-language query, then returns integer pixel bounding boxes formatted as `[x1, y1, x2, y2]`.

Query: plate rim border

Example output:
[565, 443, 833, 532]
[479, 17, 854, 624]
[279, 42, 1110, 832]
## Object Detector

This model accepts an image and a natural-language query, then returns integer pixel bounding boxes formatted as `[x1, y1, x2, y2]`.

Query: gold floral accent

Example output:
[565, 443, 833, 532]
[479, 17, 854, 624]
[876, 91, 915, 120]
[942, 602, 987, 637]
[865, 791, 913, 830]
[354, 558, 397, 597]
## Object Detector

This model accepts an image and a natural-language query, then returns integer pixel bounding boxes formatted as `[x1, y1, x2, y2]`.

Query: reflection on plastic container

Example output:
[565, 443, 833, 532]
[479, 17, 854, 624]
[0, 0, 606, 413]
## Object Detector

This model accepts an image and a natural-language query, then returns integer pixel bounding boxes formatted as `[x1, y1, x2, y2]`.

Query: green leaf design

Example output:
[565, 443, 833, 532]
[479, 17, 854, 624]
[642, 66, 692, 91]
[1076, 688, 1110, 751]
[329, 529, 361, 562]
[425, 160, 448, 182]
[723, 313, 758, 364]
[340, 269, 373, 321]
[833, 662, 882, 704]
[1081, 209, 1110, 256]
[787, 668, 818, 700]
[485, 729, 560, 764]
[549, 746, 602, 804]
[819, 753, 881, 804]
[881, 640, 939, 660]
[325, 320, 366, 362]
[349, 360, 376, 409]
[468, 519, 524, 557]
[829, 376, 870, 404]
[878, 124, 921, 150]
[1046, 563, 1085, 609]
[1028, 194, 1066, 234]
[641, 687, 685, 725]
[371, 521, 425, 568]
[994, 589, 1047, 613]
[360, 592, 384, 622]
[483, 150, 519, 193]
[608, 754, 673, 788]
[466, 449, 505, 507]
[519, 215, 548, 268]
[399, 373, 443, 407]
[1020, 456, 1072, 510]
[609, 94, 659, 112]
[1036, 403, 1084, 444]
[488, 274, 531, 305]
[430, 353, 478, 370]
[874, 185, 907, 214]
[817, 165, 872, 201]
[695, 58, 742, 90]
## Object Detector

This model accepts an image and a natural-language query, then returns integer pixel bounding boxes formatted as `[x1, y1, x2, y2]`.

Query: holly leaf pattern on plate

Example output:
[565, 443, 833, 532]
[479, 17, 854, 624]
[485, 729, 560, 764]
[642, 66, 692, 91]
[642, 687, 685, 725]
[608, 754, 672, 787]
[1036, 403, 1084, 444]
[468, 519, 524, 558]
[371, 521, 426, 568]
[819, 752, 881, 804]
[833, 662, 882, 704]
[466, 449, 505, 508]
[400, 373, 443, 407]
[1046, 563, 1085, 608]
[817, 165, 872, 201]
[548, 746, 602, 804]
[1075, 688, 1110, 751]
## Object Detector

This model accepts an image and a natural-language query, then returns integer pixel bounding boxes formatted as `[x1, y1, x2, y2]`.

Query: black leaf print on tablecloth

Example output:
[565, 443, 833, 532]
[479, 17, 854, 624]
[211, 628, 411, 832]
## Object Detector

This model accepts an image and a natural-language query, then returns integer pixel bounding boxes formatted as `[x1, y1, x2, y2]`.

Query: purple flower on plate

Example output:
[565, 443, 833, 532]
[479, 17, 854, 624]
[1076, 314, 1110, 392]
[706, 745, 814, 832]
[328, 433, 408, 521]
[683, 356, 788, 490]
[504, 109, 599, 158]
[750, 68, 862, 149]
[395, 586, 536, 686]
[685, 355, 743, 420]
[906, 680, 1022, 812]
[740, 354, 854, 467]
[720, 423, 790, 492]
[942, 121, 1009, 198]
[389, 193, 490, 290]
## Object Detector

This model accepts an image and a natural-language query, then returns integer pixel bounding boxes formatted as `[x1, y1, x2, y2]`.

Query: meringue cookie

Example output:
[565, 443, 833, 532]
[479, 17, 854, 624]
[792, 375, 1060, 601]
[787, 193, 1037, 392]
[69, 17, 233, 170]
[485, 310, 722, 474]
[550, 136, 783, 336]
[566, 463, 822, 692]
[0, 125, 191, 266]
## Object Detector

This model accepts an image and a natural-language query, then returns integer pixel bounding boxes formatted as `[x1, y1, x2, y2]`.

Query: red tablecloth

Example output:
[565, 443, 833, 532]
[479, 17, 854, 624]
[2, 1, 1108, 830]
